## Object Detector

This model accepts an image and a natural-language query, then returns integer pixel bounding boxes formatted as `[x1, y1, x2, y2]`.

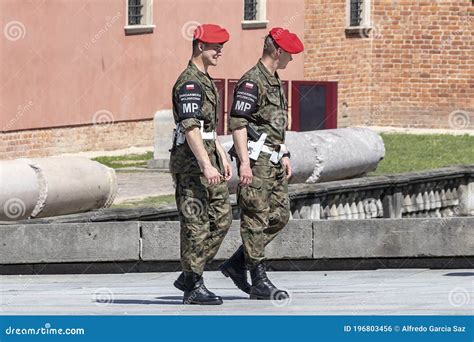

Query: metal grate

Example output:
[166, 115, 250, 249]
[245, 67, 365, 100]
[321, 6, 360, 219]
[244, 0, 258, 21]
[128, 0, 143, 25]
[350, 0, 363, 27]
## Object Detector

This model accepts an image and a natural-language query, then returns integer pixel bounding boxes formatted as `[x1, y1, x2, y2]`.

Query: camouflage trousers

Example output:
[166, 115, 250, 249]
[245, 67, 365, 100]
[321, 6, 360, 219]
[237, 155, 291, 267]
[174, 173, 232, 275]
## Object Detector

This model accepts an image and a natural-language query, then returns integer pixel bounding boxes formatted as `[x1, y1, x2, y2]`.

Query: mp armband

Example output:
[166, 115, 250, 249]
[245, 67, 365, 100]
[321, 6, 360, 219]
[177, 81, 203, 121]
[230, 81, 259, 119]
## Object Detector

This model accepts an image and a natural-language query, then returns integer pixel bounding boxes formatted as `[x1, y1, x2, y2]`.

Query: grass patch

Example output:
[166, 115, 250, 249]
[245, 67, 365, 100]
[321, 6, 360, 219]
[372, 133, 474, 175]
[92, 152, 153, 169]
[112, 194, 176, 209]
[92, 134, 474, 175]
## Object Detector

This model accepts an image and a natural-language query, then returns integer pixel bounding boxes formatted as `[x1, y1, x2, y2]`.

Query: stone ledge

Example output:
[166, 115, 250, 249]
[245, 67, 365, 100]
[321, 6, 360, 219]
[0, 218, 472, 266]
[313, 217, 474, 258]
[0, 222, 140, 264]
[140, 220, 314, 261]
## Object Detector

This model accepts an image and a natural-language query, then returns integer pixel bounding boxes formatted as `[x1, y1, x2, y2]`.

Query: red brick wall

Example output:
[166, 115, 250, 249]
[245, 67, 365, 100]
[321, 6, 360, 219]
[304, 0, 373, 127]
[304, 0, 473, 129]
[0, 120, 153, 160]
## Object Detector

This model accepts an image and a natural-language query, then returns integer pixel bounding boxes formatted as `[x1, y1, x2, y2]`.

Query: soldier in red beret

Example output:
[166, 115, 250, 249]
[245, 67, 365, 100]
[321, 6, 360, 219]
[169, 24, 232, 305]
[222, 28, 304, 300]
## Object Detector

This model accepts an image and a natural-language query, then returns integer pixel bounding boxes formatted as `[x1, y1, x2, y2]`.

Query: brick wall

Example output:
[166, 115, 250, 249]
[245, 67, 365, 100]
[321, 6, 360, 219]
[0, 120, 154, 160]
[304, 0, 473, 129]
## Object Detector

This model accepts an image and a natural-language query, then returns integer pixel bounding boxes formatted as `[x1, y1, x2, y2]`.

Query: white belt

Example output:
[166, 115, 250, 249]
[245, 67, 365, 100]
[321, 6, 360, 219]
[201, 131, 216, 140]
[261, 144, 288, 154]
[261, 145, 274, 154]
[199, 120, 216, 140]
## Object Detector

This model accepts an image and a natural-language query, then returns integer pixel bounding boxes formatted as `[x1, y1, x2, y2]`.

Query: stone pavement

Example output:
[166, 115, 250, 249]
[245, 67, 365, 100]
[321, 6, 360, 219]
[1, 269, 472, 315]
[114, 171, 174, 204]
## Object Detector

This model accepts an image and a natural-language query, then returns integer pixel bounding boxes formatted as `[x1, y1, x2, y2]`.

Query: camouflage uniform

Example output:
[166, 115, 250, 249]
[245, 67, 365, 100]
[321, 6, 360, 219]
[170, 61, 232, 275]
[229, 60, 291, 267]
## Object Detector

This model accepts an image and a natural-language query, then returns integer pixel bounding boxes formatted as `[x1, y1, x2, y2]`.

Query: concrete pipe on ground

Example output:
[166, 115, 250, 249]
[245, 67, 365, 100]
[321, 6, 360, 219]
[0, 157, 117, 221]
[219, 128, 385, 189]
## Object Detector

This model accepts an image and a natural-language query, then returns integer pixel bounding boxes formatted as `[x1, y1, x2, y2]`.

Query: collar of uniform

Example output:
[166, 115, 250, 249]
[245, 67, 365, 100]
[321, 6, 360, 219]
[257, 59, 280, 86]
[188, 60, 215, 89]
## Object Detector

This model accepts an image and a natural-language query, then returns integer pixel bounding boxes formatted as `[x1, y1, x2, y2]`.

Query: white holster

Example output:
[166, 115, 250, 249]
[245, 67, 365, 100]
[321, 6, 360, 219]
[261, 143, 288, 164]
[174, 120, 216, 147]
[247, 132, 268, 161]
[199, 120, 216, 141]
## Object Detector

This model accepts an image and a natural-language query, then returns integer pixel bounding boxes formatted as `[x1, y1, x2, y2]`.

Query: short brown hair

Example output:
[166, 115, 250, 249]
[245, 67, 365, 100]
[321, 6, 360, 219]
[192, 39, 201, 55]
[263, 35, 279, 56]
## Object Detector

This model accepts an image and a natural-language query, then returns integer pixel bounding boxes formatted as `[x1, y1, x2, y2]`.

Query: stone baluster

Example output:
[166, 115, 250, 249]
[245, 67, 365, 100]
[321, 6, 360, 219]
[329, 196, 338, 219]
[451, 186, 459, 207]
[357, 198, 365, 219]
[350, 194, 359, 219]
[337, 195, 346, 219]
[415, 190, 424, 213]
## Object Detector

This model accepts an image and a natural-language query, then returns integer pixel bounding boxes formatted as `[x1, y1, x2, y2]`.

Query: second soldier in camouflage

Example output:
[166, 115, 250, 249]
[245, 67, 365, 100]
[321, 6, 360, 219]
[220, 27, 304, 300]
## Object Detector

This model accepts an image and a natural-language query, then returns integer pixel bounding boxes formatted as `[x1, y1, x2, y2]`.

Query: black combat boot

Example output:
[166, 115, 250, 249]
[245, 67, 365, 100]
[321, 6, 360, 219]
[249, 262, 289, 300]
[219, 245, 251, 294]
[173, 272, 186, 292]
[174, 270, 223, 293]
[182, 272, 223, 305]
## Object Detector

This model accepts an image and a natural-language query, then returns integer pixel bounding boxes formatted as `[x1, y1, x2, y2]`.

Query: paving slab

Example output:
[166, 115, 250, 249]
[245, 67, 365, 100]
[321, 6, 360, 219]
[0, 269, 472, 315]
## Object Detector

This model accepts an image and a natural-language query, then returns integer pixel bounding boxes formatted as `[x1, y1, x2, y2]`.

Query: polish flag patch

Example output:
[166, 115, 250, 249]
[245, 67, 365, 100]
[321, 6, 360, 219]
[186, 84, 195, 90]
[244, 82, 254, 89]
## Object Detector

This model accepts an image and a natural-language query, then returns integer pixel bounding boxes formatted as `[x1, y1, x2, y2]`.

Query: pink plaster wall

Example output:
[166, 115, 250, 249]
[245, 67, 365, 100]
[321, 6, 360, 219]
[0, 0, 304, 132]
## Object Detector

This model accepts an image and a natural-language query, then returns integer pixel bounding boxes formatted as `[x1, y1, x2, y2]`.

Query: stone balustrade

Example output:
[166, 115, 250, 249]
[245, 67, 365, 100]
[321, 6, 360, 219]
[3, 165, 472, 225]
[289, 165, 473, 220]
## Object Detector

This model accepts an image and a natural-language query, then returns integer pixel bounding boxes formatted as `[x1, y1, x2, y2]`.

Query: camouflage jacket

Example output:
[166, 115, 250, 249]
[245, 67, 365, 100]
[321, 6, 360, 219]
[228, 59, 288, 146]
[169, 61, 223, 175]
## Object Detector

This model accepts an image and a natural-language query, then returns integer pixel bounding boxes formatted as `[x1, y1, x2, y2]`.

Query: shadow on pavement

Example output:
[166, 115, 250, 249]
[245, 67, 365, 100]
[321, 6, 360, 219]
[102, 295, 247, 305]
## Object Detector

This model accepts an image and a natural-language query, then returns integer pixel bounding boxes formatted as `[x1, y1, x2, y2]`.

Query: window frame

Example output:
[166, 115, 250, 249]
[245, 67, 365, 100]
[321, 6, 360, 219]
[345, 0, 372, 32]
[124, 0, 156, 35]
[241, 0, 269, 29]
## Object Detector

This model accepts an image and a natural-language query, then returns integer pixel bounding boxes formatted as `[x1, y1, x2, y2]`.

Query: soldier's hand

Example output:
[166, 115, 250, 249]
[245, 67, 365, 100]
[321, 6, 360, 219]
[222, 160, 233, 181]
[239, 162, 253, 187]
[282, 156, 292, 179]
[203, 165, 222, 185]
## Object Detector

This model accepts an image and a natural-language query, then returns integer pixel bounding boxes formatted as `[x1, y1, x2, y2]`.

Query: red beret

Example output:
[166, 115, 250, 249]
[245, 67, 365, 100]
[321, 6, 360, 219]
[269, 27, 304, 54]
[193, 24, 230, 44]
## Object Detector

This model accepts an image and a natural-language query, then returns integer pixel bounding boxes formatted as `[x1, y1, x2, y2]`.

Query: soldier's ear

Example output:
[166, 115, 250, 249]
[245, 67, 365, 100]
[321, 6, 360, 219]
[274, 47, 282, 59]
